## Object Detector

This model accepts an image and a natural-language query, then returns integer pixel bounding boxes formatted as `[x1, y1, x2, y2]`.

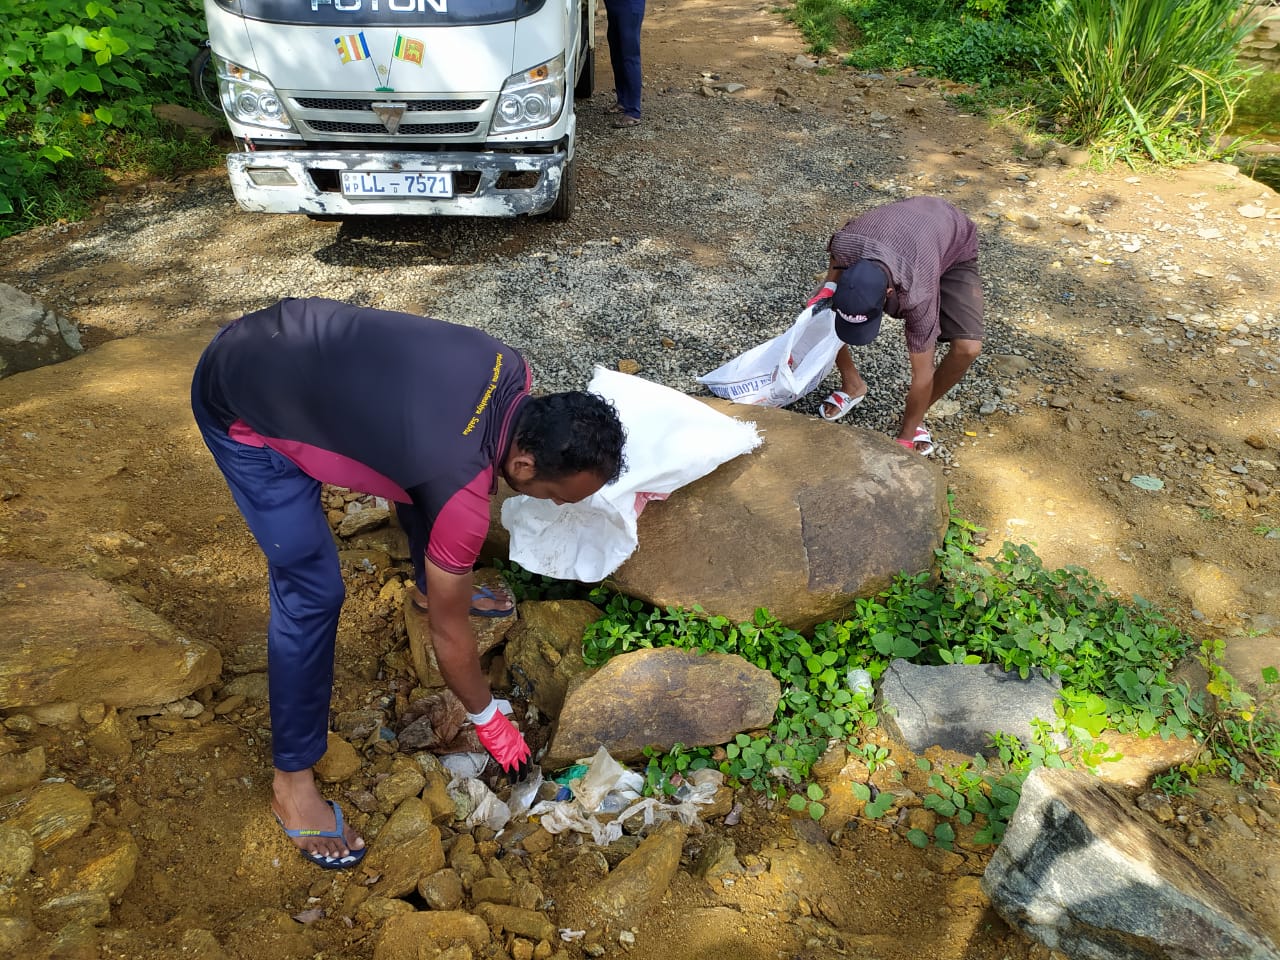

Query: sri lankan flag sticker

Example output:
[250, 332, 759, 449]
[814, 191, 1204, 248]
[392, 35, 426, 67]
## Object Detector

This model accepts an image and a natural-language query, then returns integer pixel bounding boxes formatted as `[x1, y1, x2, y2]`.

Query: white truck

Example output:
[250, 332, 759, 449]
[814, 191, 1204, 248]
[200, 0, 594, 220]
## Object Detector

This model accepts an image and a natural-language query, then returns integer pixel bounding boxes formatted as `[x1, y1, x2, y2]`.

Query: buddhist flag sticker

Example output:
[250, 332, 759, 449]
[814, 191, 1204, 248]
[335, 32, 371, 65]
[392, 34, 426, 67]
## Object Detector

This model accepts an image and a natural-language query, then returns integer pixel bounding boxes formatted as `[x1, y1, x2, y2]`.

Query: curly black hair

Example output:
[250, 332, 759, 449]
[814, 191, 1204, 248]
[513, 391, 626, 483]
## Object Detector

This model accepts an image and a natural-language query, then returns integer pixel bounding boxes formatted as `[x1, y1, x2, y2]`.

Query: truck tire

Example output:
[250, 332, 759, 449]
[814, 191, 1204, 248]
[573, 43, 595, 100]
[546, 157, 576, 221]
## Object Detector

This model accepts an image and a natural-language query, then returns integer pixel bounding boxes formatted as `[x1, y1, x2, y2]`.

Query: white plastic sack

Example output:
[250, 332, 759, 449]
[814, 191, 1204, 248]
[502, 367, 760, 581]
[697, 304, 843, 407]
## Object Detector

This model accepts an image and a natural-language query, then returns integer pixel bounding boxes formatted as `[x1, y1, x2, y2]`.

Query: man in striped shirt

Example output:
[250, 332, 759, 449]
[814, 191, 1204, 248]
[807, 196, 983, 455]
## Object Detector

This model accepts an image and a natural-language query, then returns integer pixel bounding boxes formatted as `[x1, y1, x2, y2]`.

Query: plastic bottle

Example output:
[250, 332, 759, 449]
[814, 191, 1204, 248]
[847, 668, 874, 700]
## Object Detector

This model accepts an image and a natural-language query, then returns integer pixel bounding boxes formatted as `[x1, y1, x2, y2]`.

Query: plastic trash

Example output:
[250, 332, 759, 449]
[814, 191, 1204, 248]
[527, 746, 718, 845]
[447, 777, 510, 832]
[697, 304, 844, 407]
[847, 668, 875, 699]
[502, 367, 761, 581]
[440, 752, 489, 780]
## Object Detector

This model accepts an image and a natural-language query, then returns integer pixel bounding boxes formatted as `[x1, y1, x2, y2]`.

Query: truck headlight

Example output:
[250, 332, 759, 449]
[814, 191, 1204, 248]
[491, 55, 565, 135]
[215, 55, 295, 132]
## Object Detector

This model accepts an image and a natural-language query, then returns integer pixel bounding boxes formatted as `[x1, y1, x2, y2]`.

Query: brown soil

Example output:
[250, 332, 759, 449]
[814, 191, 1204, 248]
[1, 2, 1278, 959]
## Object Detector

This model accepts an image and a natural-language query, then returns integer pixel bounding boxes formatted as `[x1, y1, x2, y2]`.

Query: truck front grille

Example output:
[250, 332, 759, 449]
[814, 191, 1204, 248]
[304, 120, 480, 136]
[293, 97, 485, 113]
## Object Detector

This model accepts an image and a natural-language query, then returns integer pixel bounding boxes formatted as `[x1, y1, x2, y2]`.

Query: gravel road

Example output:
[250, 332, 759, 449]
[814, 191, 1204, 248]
[6, 87, 1053, 456]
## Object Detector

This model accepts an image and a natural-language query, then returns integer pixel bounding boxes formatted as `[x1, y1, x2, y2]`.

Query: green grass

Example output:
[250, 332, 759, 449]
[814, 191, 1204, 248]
[783, 0, 1046, 86]
[780, 0, 1260, 166]
[1034, 0, 1257, 164]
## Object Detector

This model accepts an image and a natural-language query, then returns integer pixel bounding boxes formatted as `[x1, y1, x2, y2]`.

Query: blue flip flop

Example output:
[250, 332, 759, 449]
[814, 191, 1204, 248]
[469, 584, 516, 618]
[275, 800, 367, 870]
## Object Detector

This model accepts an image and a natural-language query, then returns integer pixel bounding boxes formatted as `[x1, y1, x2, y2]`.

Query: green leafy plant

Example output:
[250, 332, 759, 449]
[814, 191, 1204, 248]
[582, 502, 1277, 842]
[1035, 0, 1258, 163]
[1, 0, 210, 234]
[783, 0, 1046, 85]
[491, 559, 594, 603]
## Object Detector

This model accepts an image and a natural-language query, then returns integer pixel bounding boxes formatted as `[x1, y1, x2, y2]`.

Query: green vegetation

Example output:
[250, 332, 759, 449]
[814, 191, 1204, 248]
[781, 0, 1260, 165]
[785, 0, 1045, 85]
[565, 506, 1278, 845]
[1035, 0, 1256, 163]
[0, 0, 216, 238]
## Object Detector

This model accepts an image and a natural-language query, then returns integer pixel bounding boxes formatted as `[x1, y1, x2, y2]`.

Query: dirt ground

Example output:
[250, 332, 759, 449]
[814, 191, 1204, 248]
[1, 1, 1278, 958]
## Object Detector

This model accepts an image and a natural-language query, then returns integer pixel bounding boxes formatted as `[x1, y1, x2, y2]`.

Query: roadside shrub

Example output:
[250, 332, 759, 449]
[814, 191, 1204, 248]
[784, 0, 1046, 85]
[1035, 0, 1259, 162]
[0, 0, 208, 235]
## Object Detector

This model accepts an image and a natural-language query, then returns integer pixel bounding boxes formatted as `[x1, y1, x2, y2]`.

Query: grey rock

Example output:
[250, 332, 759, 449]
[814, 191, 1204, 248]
[978, 399, 999, 415]
[0, 916, 37, 955]
[0, 745, 46, 797]
[989, 354, 1033, 377]
[0, 824, 36, 891]
[879, 659, 1064, 755]
[504, 599, 601, 717]
[983, 768, 1280, 960]
[0, 284, 83, 380]
[576, 820, 687, 927]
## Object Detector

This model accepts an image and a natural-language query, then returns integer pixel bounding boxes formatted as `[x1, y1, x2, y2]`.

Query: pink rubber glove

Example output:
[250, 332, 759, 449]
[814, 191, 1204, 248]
[806, 281, 837, 308]
[470, 701, 532, 780]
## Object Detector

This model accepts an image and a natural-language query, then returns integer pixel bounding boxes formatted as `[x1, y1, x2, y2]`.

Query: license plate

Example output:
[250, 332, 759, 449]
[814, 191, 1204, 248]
[340, 171, 454, 198]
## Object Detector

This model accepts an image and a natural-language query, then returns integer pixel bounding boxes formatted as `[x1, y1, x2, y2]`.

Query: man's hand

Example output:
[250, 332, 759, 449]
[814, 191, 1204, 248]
[806, 281, 837, 309]
[470, 700, 532, 781]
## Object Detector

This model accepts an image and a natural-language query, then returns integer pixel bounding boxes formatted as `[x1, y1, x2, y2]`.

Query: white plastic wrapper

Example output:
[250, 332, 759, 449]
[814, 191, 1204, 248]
[527, 746, 719, 845]
[502, 367, 761, 581]
[447, 777, 510, 832]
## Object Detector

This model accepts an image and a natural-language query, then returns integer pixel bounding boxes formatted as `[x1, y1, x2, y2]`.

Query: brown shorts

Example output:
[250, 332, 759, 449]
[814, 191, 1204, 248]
[938, 258, 984, 342]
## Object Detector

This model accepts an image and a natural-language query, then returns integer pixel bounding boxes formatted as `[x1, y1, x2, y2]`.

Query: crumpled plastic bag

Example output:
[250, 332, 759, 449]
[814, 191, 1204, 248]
[527, 746, 720, 845]
[448, 777, 511, 832]
[501, 367, 761, 582]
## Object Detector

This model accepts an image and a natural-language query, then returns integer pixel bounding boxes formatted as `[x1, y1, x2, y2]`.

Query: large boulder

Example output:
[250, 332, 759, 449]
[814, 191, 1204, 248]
[983, 768, 1280, 959]
[544, 646, 780, 768]
[0, 559, 222, 710]
[503, 599, 601, 716]
[489, 400, 947, 631]
[0, 285, 83, 380]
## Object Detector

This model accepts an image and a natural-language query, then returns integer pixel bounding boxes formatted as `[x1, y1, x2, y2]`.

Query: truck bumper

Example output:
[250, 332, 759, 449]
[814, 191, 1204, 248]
[226, 146, 568, 217]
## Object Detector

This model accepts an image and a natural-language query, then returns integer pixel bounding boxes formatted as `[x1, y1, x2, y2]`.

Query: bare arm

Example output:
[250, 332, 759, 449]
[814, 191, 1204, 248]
[424, 560, 490, 713]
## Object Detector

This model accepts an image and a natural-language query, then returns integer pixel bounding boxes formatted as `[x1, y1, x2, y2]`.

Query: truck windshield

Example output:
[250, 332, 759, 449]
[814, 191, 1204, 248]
[220, 0, 547, 28]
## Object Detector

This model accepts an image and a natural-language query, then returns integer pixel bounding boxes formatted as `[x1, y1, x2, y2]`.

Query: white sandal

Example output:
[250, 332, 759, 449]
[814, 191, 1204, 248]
[819, 389, 866, 422]
[895, 425, 934, 456]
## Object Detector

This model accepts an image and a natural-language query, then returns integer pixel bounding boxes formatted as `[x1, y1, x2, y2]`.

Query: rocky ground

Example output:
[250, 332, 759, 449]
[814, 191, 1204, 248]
[1, 0, 1279, 958]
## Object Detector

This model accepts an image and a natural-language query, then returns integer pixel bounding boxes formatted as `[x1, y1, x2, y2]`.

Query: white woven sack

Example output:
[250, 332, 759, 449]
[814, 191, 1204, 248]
[696, 305, 843, 406]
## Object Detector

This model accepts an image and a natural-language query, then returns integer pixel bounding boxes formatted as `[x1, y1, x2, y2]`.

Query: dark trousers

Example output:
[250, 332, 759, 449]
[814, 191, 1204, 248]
[605, 0, 645, 118]
[191, 358, 343, 773]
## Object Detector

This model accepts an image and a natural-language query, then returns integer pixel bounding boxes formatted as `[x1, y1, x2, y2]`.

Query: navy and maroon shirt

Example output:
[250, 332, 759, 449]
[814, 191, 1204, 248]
[828, 196, 979, 354]
[195, 298, 531, 575]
